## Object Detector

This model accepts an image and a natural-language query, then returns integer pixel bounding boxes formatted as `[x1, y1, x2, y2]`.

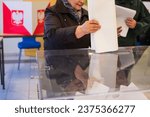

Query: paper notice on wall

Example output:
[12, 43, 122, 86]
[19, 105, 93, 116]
[116, 5, 136, 37]
[88, 0, 118, 53]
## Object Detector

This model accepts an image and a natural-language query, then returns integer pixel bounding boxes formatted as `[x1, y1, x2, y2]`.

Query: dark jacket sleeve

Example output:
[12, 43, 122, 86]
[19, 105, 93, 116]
[134, 1, 150, 34]
[44, 9, 78, 45]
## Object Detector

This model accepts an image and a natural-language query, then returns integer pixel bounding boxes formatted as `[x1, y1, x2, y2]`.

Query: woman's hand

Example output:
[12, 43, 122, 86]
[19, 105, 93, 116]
[125, 17, 137, 29]
[81, 20, 101, 34]
[76, 19, 101, 39]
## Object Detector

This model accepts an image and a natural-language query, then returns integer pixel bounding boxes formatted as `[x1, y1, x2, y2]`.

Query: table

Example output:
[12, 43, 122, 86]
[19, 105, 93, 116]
[36, 46, 150, 100]
[0, 37, 5, 89]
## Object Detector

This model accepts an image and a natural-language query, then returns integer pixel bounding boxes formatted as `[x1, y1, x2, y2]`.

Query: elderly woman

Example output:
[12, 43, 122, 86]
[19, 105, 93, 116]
[44, 0, 101, 50]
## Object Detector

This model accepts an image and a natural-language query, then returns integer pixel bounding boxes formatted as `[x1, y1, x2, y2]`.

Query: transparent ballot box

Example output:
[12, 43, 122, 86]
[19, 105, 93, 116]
[36, 46, 150, 100]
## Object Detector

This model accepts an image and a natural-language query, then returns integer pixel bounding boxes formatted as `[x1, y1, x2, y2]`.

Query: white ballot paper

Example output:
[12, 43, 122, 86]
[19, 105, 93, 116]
[143, 2, 150, 13]
[75, 82, 110, 100]
[88, 0, 118, 53]
[105, 83, 148, 100]
[116, 5, 136, 37]
[118, 83, 148, 100]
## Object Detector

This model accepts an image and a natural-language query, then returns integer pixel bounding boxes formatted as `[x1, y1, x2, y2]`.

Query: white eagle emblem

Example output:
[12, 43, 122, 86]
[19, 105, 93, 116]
[11, 10, 24, 25]
[37, 10, 44, 23]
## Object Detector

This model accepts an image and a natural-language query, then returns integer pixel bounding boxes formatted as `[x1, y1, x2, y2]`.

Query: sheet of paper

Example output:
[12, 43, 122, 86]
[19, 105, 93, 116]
[143, 2, 150, 13]
[75, 82, 109, 100]
[86, 81, 109, 94]
[88, 0, 118, 53]
[105, 82, 148, 100]
[75, 83, 147, 100]
[118, 83, 148, 100]
[116, 5, 136, 37]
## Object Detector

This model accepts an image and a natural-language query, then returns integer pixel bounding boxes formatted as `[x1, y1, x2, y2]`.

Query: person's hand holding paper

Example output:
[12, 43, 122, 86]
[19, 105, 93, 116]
[116, 5, 136, 37]
[76, 19, 101, 39]
[125, 17, 137, 29]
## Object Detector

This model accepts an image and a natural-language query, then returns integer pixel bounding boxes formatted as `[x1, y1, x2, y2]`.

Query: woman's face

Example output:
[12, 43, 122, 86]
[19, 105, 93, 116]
[68, 0, 85, 11]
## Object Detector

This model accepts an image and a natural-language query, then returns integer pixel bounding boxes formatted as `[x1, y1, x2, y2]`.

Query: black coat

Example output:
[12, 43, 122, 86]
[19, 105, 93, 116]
[116, 0, 150, 46]
[44, 0, 90, 50]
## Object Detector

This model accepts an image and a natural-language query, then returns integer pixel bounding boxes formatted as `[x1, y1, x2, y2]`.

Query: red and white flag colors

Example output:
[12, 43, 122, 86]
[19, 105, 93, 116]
[3, 1, 50, 36]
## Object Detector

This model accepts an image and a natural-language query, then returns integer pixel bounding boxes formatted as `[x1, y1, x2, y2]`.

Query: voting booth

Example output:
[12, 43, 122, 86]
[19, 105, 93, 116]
[3, 1, 50, 35]
[2, 0, 52, 56]
[0, 0, 2, 35]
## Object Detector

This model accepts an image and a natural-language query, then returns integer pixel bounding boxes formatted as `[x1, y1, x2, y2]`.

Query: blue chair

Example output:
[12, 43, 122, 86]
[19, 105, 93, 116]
[18, 37, 41, 70]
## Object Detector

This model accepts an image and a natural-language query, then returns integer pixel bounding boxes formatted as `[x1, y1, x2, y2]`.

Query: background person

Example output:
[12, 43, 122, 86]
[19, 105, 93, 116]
[116, 0, 150, 46]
